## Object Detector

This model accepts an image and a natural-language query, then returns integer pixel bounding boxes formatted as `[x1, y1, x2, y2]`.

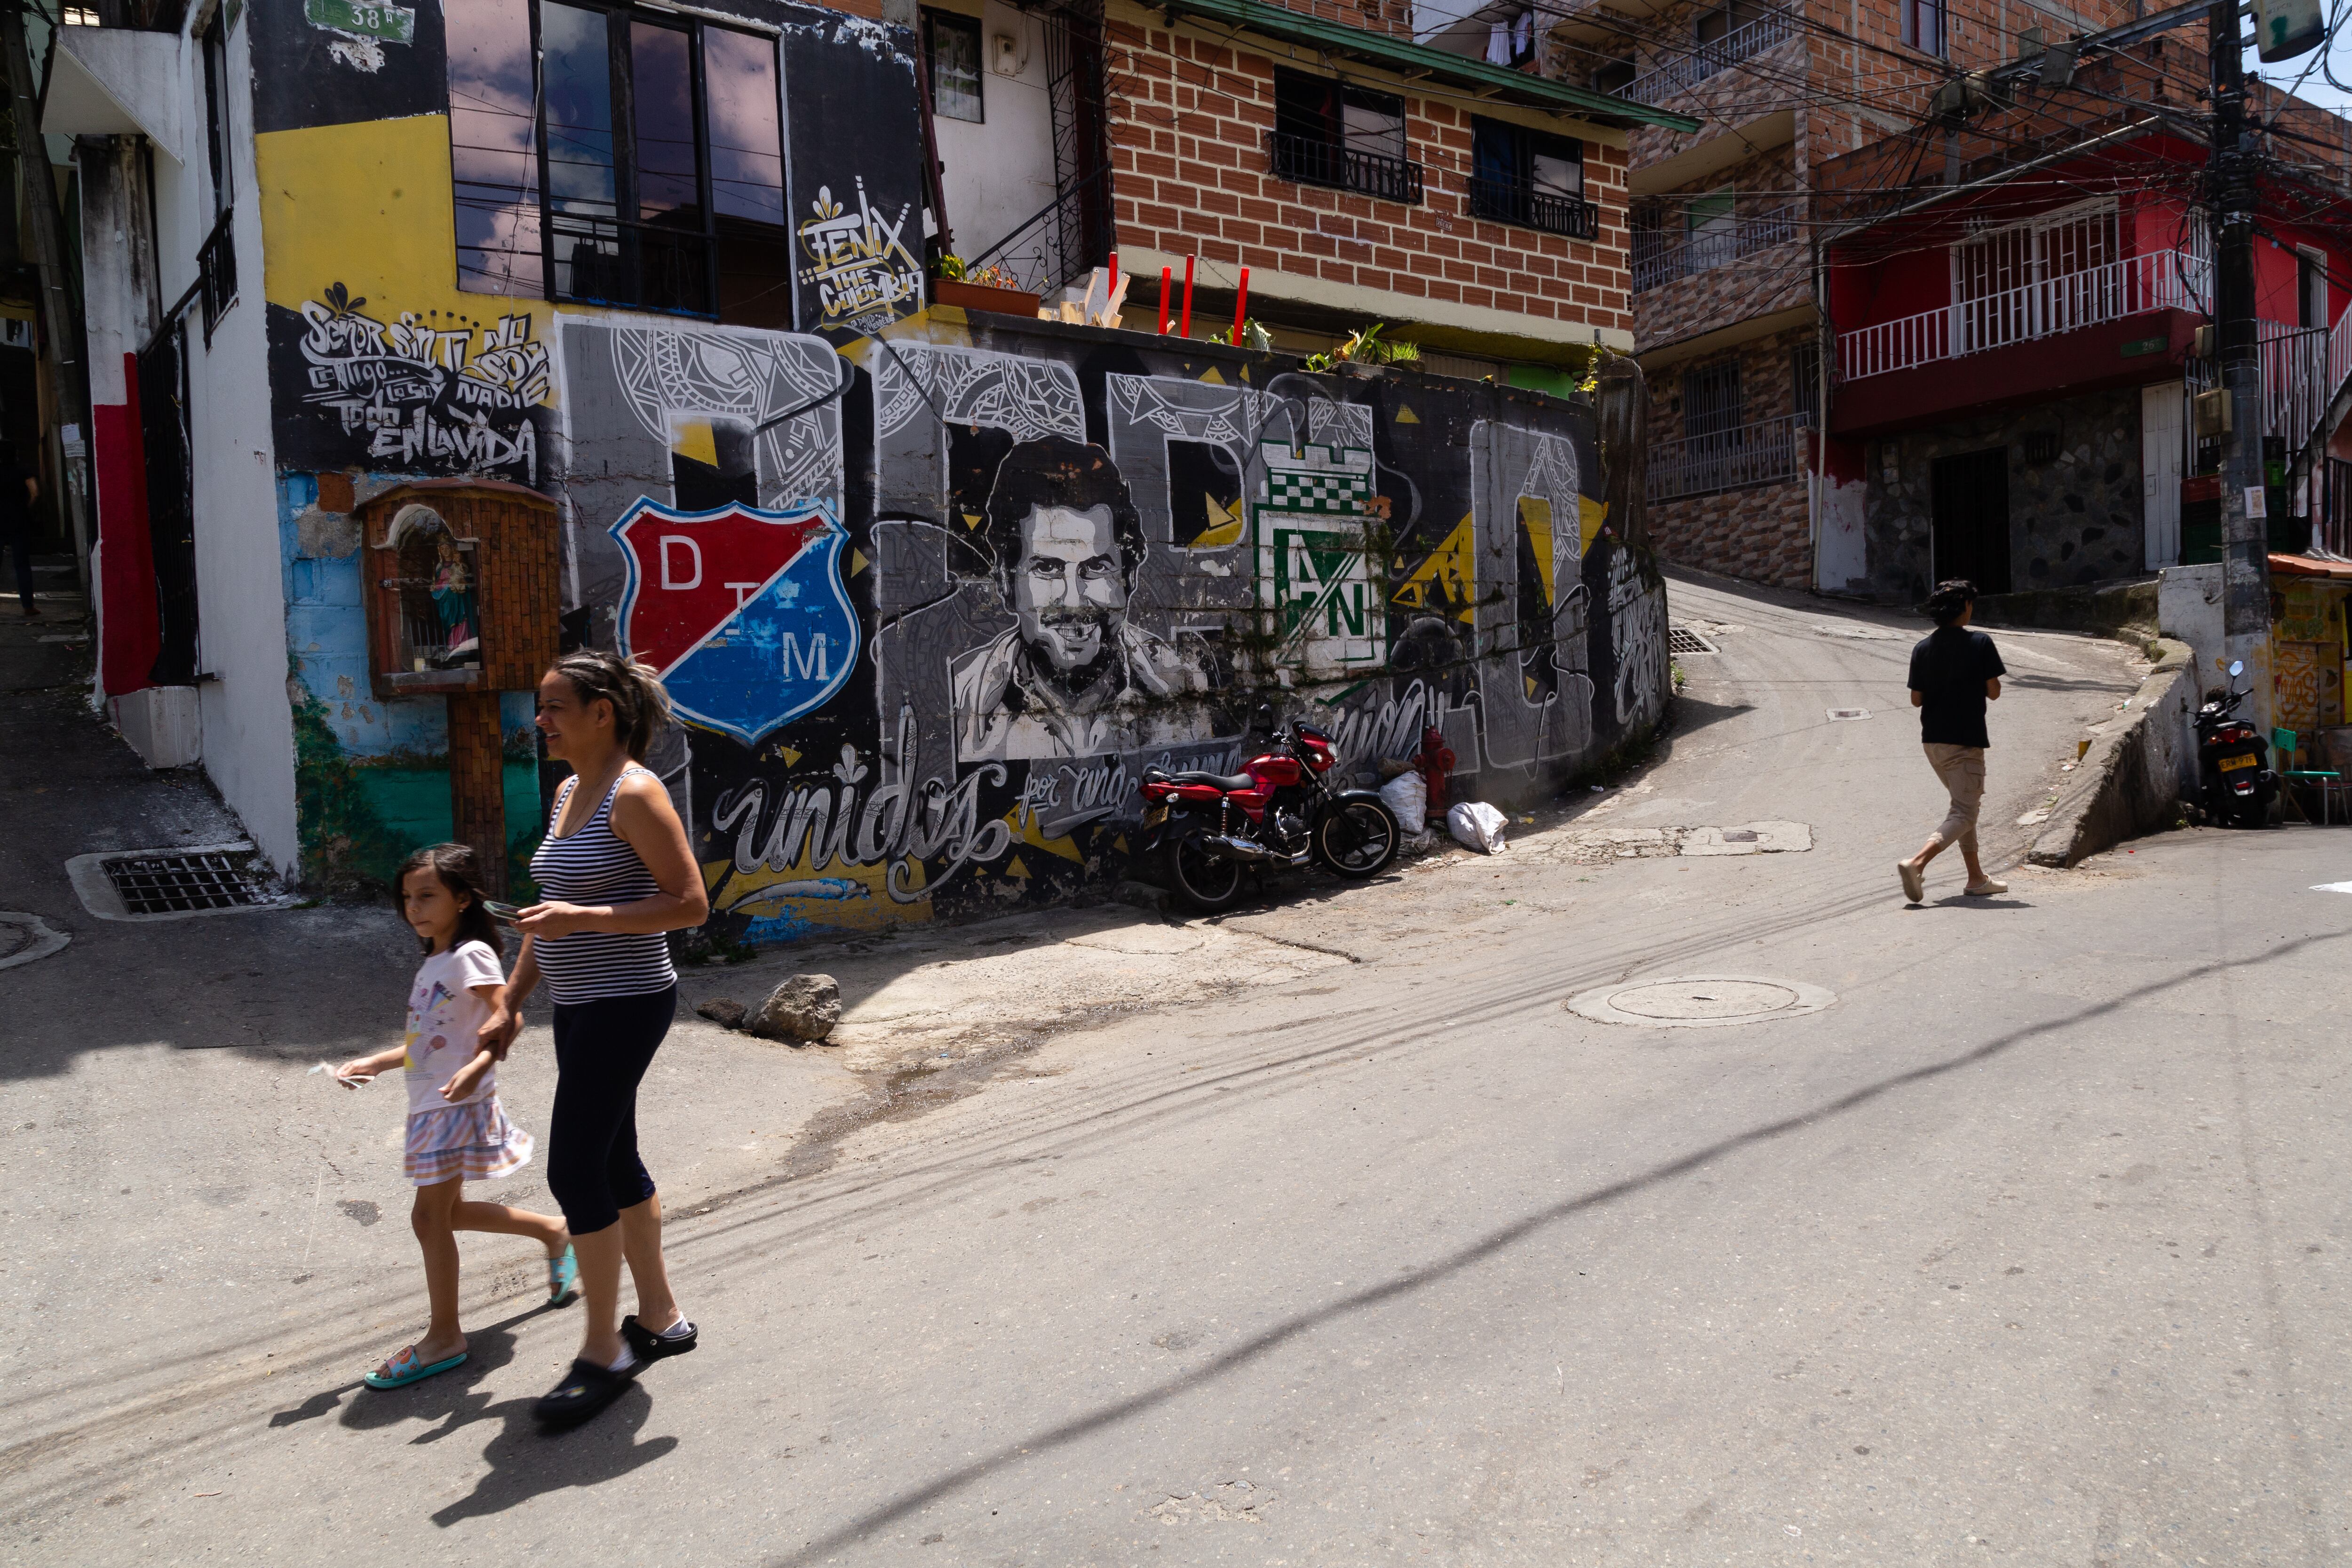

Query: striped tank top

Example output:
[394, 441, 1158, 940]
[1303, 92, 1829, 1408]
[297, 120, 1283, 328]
[527, 765, 677, 1004]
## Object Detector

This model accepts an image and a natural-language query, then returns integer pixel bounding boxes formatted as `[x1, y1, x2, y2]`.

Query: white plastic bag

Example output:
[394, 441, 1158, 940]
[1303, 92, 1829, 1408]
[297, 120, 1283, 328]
[1446, 800, 1508, 854]
[1378, 770, 1427, 834]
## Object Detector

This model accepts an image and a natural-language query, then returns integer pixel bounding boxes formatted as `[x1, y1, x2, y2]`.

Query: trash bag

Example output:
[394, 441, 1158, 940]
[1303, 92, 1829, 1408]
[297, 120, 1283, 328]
[1378, 770, 1427, 834]
[1446, 800, 1508, 854]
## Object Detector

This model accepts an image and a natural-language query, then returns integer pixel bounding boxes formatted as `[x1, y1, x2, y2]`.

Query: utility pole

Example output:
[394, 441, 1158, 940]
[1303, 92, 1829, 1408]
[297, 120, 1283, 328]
[2209, 0, 2270, 711]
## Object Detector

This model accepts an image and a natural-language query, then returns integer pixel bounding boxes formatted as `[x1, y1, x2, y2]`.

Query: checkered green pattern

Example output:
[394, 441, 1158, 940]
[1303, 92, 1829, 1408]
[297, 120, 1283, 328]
[1265, 465, 1369, 514]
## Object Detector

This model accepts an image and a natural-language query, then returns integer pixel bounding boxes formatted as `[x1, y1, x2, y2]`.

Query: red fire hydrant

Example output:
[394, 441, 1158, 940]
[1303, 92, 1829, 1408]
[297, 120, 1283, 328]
[1412, 724, 1455, 814]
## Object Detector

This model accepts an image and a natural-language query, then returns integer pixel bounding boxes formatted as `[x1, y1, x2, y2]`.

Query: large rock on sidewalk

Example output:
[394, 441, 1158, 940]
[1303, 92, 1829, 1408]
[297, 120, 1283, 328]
[745, 974, 842, 1044]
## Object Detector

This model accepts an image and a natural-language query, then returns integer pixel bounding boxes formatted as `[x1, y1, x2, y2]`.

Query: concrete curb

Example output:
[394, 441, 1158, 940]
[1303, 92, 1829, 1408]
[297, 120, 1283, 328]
[2027, 639, 2194, 868]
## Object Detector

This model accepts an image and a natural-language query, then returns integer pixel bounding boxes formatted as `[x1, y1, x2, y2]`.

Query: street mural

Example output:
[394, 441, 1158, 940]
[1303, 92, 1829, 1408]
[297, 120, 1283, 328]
[273, 283, 554, 486]
[532, 315, 1664, 944]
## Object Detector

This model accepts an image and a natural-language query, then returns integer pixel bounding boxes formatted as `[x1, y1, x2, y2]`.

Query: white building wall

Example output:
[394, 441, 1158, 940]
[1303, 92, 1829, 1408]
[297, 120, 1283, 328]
[931, 0, 1057, 263]
[138, 10, 298, 870]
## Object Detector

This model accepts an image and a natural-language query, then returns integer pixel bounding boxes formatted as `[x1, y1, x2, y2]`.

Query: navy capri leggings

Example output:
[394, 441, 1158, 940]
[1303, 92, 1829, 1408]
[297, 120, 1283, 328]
[546, 986, 675, 1234]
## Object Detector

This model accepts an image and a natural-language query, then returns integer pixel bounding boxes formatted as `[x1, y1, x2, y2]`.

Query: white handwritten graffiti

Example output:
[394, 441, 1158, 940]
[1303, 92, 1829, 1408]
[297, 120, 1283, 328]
[1608, 547, 1668, 729]
[795, 180, 922, 333]
[294, 283, 550, 482]
[1015, 743, 1240, 837]
[708, 707, 1013, 905]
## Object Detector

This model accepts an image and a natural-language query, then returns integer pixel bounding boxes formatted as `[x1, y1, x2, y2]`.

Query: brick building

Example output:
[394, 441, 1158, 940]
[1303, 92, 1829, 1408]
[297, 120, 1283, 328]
[1525, 0, 2151, 589]
[922, 0, 1697, 381]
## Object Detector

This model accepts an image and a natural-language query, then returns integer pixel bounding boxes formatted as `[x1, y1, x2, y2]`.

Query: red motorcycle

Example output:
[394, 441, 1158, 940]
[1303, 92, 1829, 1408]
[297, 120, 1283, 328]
[1137, 714, 1402, 912]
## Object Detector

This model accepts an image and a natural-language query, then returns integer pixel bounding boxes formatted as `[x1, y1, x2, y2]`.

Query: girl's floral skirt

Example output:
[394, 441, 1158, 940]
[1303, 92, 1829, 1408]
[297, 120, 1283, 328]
[405, 1095, 534, 1186]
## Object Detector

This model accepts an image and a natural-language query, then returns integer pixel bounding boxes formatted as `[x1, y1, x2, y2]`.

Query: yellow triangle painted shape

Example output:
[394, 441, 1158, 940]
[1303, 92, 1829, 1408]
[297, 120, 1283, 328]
[961, 512, 984, 531]
[779, 746, 802, 766]
[669, 418, 717, 467]
[1192, 494, 1245, 548]
[1578, 494, 1608, 551]
[1005, 853, 1031, 879]
[1393, 512, 1477, 622]
[1200, 366, 1226, 385]
[1518, 495, 1556, 607]
[1395, 405, 1420, 424]
[849, 548, 871, 576]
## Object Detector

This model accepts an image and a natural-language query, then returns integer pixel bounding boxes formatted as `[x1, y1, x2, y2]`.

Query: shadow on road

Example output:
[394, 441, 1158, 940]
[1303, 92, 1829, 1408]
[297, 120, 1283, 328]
[766, 924, 2348, 1565]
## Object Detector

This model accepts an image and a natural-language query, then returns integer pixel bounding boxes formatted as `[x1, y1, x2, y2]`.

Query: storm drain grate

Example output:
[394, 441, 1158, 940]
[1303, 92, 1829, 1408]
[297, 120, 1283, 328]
[67, 842, 290, 922]
[104, 852, 270, 914]
[1668, 625, 1718, 655]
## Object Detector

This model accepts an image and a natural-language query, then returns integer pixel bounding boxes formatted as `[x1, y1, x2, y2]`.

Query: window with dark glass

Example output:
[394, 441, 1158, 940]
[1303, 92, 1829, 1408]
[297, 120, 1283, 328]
[201, 15, 232, 216]
[1682, 361, 1743, 441]
[1591, 57, 1636, 95]
[925, 11, 984, 123]
[1791, 341, 1820, 427]
[1468, 118, 1589, 238]
[447, 0, 790, 324]
[1900, 0, 1945, 56]
[1270, 70, 1422, 205]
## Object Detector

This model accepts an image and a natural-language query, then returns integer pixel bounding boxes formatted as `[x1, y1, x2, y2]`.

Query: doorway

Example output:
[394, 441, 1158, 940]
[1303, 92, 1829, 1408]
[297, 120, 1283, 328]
[2141, 382, 2184, 569]
[1930, 447, 2011, 594]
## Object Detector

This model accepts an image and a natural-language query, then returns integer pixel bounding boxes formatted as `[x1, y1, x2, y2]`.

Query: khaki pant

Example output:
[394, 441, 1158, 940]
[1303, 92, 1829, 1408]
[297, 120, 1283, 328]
[1922, 742, 1985, 855]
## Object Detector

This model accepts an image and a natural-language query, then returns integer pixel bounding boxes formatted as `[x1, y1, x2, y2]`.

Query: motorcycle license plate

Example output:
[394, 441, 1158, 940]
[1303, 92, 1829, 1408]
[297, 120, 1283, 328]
[1142, 804, 1168, 827]
[2219, 754, 2256, 772]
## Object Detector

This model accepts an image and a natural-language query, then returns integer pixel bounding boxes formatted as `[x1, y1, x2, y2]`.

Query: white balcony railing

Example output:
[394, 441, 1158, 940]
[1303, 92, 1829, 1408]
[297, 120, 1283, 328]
[1647, 412, 1808, 502]
[1622, 7, 1799, 106]
[2188, 321, 2332, 446]
[1839, 250, 2210, 382]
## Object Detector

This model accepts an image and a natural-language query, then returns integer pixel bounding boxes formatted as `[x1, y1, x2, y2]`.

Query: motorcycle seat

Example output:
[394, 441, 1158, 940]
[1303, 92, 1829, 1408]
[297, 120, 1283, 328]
[1169, 770, 1255, 792]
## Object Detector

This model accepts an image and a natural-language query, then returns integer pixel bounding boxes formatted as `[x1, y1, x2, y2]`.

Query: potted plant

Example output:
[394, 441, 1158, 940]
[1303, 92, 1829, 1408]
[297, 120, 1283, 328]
[930, 256, 1041, 318]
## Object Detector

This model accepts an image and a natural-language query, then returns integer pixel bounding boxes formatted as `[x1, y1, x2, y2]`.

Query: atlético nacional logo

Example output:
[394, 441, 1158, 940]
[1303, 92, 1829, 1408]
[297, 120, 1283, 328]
[610, 497, 860, 747]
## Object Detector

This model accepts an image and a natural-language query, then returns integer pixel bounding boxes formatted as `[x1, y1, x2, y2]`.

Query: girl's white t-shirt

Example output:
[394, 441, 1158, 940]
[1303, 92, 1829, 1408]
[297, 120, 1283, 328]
[402, 940, 506, 1115]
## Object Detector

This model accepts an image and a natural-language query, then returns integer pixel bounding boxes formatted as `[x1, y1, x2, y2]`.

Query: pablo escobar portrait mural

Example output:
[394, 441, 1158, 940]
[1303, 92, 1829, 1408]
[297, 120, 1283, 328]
[952, 435, 1219, 762]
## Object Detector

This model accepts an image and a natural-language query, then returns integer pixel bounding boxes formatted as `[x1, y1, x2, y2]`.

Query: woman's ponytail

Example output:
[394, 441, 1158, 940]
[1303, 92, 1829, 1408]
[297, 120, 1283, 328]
[549, 649, 673, 760]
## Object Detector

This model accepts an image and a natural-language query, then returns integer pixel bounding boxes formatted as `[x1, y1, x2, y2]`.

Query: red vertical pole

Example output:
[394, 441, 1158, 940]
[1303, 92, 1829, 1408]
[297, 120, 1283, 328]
[1231, 267, 1250, 346]
[1158, 267, 1172, 334]
[1180, 255, 1195, 336]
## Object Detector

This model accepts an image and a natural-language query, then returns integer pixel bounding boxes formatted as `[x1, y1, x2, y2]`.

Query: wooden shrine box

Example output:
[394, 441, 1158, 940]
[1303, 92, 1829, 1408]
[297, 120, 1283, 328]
[356, 479, 560, 893]
[359, 478, 560, 701]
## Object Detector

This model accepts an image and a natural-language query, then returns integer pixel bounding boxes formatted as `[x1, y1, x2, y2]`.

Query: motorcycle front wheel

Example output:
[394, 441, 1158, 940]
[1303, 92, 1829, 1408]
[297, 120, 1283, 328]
[1311, 798, 1401, 879]
[1164, 828, 1248, 913]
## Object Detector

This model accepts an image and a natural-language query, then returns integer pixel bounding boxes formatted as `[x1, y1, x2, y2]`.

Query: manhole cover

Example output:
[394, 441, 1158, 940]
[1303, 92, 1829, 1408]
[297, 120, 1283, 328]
[0, 911, 70, 971]
[1565, 974, 1836, 1029]
[65, 843, 291, 922]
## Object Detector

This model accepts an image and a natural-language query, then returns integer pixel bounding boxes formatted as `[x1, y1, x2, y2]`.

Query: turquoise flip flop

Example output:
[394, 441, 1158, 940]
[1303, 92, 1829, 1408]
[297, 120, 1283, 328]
[363, 1345, 468, 1390]
[547, 1244, 580, 1308]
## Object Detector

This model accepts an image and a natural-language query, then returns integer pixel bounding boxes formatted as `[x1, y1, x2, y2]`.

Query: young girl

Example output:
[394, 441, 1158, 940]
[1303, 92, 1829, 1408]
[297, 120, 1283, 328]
[336, 843, 580, 1391]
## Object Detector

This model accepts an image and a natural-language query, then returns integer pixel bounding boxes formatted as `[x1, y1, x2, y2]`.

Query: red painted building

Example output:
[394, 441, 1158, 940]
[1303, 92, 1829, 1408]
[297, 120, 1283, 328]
[1815, 91, 2352, 601]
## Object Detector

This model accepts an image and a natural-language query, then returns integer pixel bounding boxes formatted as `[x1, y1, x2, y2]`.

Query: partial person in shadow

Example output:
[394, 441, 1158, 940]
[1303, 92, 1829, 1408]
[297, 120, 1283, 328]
[0, 443, 38, 618]
[1898, 579, 2009, 904]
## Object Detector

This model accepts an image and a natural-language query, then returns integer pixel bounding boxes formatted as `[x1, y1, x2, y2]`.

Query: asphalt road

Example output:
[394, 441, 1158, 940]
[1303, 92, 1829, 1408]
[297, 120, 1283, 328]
[7, 573, 2350, 1566]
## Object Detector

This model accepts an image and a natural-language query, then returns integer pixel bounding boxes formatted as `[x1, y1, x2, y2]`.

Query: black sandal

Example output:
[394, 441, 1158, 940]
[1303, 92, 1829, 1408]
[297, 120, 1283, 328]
[622, 1313, 699, 1362]
[533, 1357, 636, 1428]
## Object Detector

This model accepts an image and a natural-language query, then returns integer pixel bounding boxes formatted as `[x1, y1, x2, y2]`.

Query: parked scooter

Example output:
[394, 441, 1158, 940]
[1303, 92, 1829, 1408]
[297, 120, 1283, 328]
[2196, 658, 2277, 829]
[1137, 710, 1402, 912]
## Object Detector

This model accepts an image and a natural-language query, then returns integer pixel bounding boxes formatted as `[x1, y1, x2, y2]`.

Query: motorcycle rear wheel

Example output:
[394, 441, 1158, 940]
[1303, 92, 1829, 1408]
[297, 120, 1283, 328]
[1312, 798, 1401, 879]
[1164, 829, 1248, 912]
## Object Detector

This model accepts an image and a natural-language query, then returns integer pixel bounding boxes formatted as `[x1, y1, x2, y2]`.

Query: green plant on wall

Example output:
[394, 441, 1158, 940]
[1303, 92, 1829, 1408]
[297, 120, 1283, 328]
[288, 660, 404, 891]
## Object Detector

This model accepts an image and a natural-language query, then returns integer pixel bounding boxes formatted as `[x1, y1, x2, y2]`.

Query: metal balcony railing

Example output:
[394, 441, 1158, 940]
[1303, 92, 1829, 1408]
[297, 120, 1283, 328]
[2188, 320, 2332, 446]
[1631, 203, 1799, 292]
[1647, 412, 1807, 501]
[197, 210, 237, 343]
[1466, 176, 1599, 239]
[962, 167, 1111, 298]
[1839, 250, 2210, 381]
[1267, 131, 1424, 206]
[1622, 7, 1800, 106]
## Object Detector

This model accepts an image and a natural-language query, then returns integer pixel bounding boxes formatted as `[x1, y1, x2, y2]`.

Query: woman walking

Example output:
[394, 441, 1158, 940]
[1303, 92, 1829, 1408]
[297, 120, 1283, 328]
[485, 650, 710, 1428]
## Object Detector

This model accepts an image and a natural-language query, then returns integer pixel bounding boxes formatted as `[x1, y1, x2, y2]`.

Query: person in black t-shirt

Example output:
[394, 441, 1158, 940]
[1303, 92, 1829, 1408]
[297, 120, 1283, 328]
[0, 445, 40, 618]
[1897, 579, 2008, 904]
